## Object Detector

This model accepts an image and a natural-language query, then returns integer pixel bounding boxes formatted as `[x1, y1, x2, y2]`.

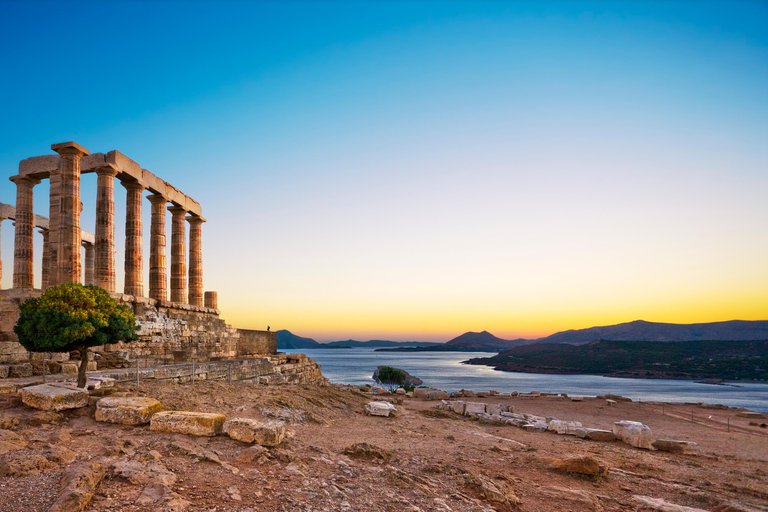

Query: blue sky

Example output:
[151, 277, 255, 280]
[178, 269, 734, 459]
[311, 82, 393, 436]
[1, 1, 766, 341]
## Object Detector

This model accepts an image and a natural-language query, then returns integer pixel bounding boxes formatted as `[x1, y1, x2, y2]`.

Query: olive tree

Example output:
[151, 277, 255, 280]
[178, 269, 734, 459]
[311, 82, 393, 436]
[376, 366, 407, 392]
[14, 283, 138, 388]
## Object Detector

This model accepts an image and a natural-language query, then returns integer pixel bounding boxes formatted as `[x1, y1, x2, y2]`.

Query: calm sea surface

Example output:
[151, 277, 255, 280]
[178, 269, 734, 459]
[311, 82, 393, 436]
[298, 348, 768, 413]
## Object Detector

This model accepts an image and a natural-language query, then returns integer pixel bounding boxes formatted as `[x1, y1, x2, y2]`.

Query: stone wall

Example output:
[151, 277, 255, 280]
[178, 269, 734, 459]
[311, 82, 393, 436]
[0, 289, 277, 370]
[237, 329, 277, 357]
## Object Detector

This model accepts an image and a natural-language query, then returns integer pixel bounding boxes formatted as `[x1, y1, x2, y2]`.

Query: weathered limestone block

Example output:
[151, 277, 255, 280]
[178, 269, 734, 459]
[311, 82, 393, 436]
[150, 411, 225, 436]
[0, 365, 8, 379]
[47, 462, 106, 512]
[613, 420, 653, 449]
[223, 418, 286, 447]
[585, 428, 617, 441]
[413, 387, 431, 398]
[523, 422, 549, 432]
[60, 362, 78, 374]
[450, 401, 467, 415]
[464, 402, 486, 416]
[632, 495, 710, 512]
[395, 388, 406, 395]
[548, 420, 584, 435]
[652, 439, 700, 455]
[365, 401, 397, 417]
[95, 397, 163, 425]
[427, 390, 450, 400]
[9, 363, 33, 378]
[486, 404, 505, 415]
[21, 384, 89, 411]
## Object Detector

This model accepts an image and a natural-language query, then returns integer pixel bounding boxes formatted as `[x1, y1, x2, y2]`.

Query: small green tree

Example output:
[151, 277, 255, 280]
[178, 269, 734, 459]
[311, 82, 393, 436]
[376, 366, 407, 392]
[14, 283, 138, 388]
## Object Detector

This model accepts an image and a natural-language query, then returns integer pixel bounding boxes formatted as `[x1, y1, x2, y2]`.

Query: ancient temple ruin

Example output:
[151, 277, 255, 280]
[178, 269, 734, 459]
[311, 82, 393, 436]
[0, 142, 290, 378]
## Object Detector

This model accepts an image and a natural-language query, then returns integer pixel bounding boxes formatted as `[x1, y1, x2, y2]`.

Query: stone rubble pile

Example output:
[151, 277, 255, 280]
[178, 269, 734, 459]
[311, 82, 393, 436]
[431, 396, 700, 453]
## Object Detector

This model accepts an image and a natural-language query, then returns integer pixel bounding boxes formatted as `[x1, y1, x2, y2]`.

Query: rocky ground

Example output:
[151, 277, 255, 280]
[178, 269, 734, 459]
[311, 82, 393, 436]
[1, 380, 767, 512]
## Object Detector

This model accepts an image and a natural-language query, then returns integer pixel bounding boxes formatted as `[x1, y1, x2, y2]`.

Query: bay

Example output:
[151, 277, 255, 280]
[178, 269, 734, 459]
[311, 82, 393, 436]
[299, 347, 768, 413]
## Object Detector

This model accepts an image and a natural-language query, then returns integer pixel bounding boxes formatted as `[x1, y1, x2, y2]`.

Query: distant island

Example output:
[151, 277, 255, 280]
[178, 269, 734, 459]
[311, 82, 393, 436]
[276, 330, 442, 350]
[464, 339, 768, 382]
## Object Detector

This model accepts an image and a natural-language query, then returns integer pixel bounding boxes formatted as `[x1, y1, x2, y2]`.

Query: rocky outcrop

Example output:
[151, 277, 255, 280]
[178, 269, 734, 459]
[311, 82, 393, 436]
[0, 429, 27, 454]
[48, 461, 106, 512]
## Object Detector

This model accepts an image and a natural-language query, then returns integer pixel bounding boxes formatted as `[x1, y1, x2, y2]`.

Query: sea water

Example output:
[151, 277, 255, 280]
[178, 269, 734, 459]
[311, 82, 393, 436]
[299, 348, 768, 413]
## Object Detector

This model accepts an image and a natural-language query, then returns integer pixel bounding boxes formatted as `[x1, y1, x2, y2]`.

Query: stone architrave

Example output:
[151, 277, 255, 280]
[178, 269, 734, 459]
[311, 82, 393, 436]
[52, 142, 90, 284]
[187, 215, 204, 306]
[168, 206, 187, 303]
[83, 243, 95, 286]
[10, 176, 39, 288]
[148, 194, 168, 301]
[123, 181, 144, 296]
[94, 166, 119, 292]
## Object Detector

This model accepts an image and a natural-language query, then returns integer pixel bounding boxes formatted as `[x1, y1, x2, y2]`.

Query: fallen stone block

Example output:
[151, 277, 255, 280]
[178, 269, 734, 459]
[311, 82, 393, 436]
[548, 419, 583, 435]
[21, 384, 89, 412]
[0, 365, 8, 379]
[652, 439, 700, 455]
[413, 387, 432, 399]
[427, 390, 450, 400]
[584, 428, 616, 442]
[150, 411, 225, 436]
[613, 420, 653, 449]
[395, 388, 406, 395]
[95, 397, 163, 425]
[464, 402, 486, 416]
[486, 403, 503, 415]
[365, 401, 397, 417]
[523, 422, 549, 432]
[737, 411, 765, 419]
[450, 401, 467, 415]
[223, 418, 286, 447]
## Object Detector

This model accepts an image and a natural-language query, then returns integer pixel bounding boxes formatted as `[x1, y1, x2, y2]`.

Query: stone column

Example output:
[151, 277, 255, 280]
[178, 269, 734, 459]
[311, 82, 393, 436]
[187, 215, 204, 306]
[40, 228, 50, 289]
[168, 206, 187, 303]
[204, 291, 218, 310]
[83, 243, 95, 286]
[10, 176, 39, 289]
[148, 194, 168, 301]
[51, 142, 89, 285]
[0, 217, 5, 286]
[46, 171, 61, 288]
[94, 166, 119, 292]
[123, 181, 144, 297]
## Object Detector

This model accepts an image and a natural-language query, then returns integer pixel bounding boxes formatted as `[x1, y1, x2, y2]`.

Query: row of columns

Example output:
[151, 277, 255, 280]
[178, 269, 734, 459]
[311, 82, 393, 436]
[7, 142, 206, 307]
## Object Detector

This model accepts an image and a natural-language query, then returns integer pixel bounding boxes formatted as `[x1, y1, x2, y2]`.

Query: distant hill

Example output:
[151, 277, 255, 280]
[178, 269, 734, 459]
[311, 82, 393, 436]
[534, 320, 768, 345]
[465, 339, 768, 381]
[444, 330, 531, 351]
[276, 330, 321, 350]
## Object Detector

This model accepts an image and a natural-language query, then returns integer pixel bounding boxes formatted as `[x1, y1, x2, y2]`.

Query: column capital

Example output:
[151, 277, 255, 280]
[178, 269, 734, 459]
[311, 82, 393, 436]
[121, 179, 145, 191]
[168, 205, 187, 215]
[94, 165, 119, 178]
[51, 141, 90, 157]
[186, 215, 205, 225]
[147, 194, 167, 205]
[9, 175, 41, 187]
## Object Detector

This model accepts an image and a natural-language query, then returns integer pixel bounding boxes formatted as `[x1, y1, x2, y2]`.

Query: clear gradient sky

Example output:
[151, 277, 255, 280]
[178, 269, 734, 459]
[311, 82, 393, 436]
[1, 1, 766, 342]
